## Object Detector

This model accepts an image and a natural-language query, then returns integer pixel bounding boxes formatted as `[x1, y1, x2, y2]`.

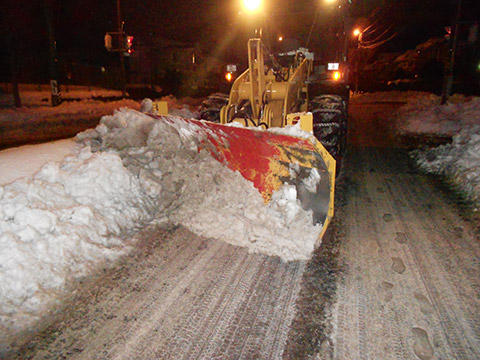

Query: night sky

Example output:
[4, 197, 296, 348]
[1, 0, 479, 82]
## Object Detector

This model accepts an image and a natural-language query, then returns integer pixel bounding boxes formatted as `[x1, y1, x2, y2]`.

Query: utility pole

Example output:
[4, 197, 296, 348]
[43, 0, 61, 107]
[3, 16, 21, 107]
[117, 0, 127, 98]
[441, 0, 462, 104]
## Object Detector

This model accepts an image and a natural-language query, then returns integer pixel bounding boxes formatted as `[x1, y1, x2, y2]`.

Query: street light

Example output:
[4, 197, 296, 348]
[243, 0, 262, 12]
[353, 29, 361, 37]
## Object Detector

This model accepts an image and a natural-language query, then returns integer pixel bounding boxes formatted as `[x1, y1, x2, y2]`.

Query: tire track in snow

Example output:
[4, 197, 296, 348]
[13, 226, 305, 359]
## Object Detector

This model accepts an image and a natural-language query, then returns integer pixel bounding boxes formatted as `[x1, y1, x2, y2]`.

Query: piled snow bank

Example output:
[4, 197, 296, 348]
[0, 139, 77, 185]
[395, 94, 480, 136]
[79, 109, 322, 261]
[412, 126, 480, 205]
[0, 145, 155, 339]
[385, 92, 480, 205]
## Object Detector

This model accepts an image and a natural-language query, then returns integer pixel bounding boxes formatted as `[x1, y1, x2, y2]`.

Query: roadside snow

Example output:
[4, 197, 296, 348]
[0, 144, 155, 339]
[395, 94, 480, 136]
[0, 84, 123, 107]
[351, 90, 432, 104]
[353, 91, 480, 205]
[388, 92, 480, 206]
[413, 125, 480, 204]
[0, 140, 77, 185]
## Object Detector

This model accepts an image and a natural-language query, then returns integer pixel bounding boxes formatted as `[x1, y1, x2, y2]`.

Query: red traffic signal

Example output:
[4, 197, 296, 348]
[125, 35, 134, 53]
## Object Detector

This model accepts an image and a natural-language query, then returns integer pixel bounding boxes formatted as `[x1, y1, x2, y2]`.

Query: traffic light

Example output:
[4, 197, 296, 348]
[125, 35, 134, 53]
[104, 34, 113, 51]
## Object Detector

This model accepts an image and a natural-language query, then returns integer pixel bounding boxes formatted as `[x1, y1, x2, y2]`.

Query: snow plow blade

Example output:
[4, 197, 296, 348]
[155, 115, 335, 239]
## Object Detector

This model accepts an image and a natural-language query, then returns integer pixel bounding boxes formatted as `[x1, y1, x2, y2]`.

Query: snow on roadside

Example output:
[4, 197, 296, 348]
[0, 84, 123, 107]
[0, 140, 77, 185]
[394, 93, 479, 136]
[0, 99, 140, 125]
[352, 91, 480, 205]
[0, 107, 322, 348]
[388, 92, 480, 205]
[412, 125, 480, 205]
[351, 90, 432, 104]
[0, 144, 156, 345]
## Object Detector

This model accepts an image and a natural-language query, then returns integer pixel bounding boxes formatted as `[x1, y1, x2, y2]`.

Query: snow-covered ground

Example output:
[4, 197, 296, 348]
[0, 89, 479, 351]
[0, 84, 124, 107]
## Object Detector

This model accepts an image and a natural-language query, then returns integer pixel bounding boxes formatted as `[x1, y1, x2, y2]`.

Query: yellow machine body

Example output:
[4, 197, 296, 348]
[220, 39, 312, 128]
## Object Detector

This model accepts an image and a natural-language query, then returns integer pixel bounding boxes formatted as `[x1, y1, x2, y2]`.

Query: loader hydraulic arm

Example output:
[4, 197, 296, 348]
[220, 38, 312, 129]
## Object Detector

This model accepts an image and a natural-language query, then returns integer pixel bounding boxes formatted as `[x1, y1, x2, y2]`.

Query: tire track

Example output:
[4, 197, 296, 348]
[16, 226, 303, 360]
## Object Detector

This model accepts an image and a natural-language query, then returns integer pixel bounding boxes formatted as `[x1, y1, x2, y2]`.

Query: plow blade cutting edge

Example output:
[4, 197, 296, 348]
[155, 115, 335, 240]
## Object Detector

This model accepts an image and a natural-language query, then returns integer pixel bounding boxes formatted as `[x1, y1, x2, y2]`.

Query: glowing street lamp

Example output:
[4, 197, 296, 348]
[243, 0, 262, 12]
[353, 29, 361, 37]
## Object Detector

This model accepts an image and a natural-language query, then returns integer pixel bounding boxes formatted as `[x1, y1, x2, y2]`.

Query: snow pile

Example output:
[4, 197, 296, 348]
[395, 94, 480, 136]
[79, 109, 322, 262]
[352, 91, 480, 205]
[382, 91, 480, 204]
[413, 125, 480, 204]
[0, 140, 77, 185]
[0, 145, 155, 338]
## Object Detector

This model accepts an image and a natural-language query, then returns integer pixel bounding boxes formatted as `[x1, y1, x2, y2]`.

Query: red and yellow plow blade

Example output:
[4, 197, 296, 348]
[156, 116, 336, 239]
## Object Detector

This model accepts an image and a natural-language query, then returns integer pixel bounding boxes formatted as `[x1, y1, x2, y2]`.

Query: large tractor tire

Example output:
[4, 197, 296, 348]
[197, 93, 229, 123]
[309, 95, 348, 173]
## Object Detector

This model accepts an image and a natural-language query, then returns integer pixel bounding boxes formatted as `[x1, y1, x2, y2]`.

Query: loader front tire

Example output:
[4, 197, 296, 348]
[310, 95, 348, 173]
[197, 93, 229, 123]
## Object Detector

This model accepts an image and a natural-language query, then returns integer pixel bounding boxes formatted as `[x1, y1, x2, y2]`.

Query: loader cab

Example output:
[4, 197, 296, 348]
[276, 48, 314, 70]
[309, 60, 350, 102]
